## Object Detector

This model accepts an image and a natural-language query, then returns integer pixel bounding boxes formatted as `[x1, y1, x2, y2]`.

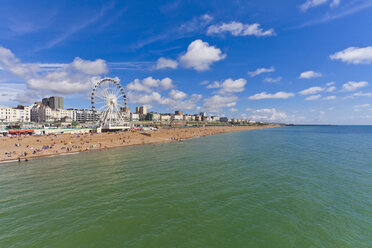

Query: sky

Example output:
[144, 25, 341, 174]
[1, 0, 372, 124]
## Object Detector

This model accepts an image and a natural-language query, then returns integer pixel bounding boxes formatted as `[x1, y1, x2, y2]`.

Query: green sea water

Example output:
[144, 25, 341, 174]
[0, 126, 371, 247]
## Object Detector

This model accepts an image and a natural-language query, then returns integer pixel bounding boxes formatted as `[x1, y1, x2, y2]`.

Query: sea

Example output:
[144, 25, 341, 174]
[0, 126, 371, 247]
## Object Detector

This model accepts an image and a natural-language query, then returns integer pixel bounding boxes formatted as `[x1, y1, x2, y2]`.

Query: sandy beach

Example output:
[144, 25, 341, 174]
[1, 125, 278, 162]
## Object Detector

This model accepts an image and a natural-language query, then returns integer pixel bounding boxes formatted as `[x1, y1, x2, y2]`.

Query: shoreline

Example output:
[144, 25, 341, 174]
[0, 125, 279, 164]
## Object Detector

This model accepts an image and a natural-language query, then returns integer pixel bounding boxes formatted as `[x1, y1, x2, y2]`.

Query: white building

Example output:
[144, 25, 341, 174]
[160, 114, 171, 122]
[31, 104, 73, 122]
[172, 114, 183, 121]
[69, 109, 97, 123]
[211, 116, 220, 122]
[183, 115, 192, 121]
[136, 106, 147, 115]
[0, 105, 31, 123]
[130, 113, 139, 121]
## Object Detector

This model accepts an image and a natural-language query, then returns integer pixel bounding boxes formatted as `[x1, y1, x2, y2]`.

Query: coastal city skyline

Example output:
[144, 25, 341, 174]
[1, 0, 372, 124]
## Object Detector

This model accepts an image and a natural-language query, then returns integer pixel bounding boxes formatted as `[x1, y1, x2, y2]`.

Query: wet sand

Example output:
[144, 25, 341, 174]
[0, 125, 278, 162]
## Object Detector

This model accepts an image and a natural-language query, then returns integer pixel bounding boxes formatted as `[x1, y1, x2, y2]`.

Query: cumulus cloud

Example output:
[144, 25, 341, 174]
[330, 46, 372, 64]
[326, 86, 336, 92]
[206, 81, 221, 89]
[127, 90, 201, 111]
[342, 81, 368, 91]
[202, 95, 238, 113]
[160, 77, 174, 90]
[179, 39, 226, 71]
[172, 94, 202, 110]
[0, 46, 109, 99]
[305, 94, 321, 101]
[299, 70, 322, 79]
[299, 86, 324, 95]
[155, 57, 178, 69]
[323, 95, 336, 100]
[126, 77, 201, 111]
[300, 0, 340, 12]
[71, 57, 108, 75]
[218, 78, 246, 94]
[248, 91, 295, 100]
[169, 89, 187, 100]
[207, 22, 275, 37]
[250, 108, 289, 122]
[126, 77, 174, 93]
[264, 77, 282, 83]
[248, 67, 275, 77]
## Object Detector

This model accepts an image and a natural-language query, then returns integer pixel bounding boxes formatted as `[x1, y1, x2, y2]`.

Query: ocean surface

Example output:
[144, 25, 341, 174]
[0, 126, 371, 247]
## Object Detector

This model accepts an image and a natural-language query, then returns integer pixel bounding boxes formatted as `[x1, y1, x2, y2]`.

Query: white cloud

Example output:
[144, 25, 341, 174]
[299, 70, 322, 79]
[207, 22, 275, 37]
[305, 94, 321, 101]
[179, 39, 226, 71]
[326, 81, 335, 86]
[178, 14, 214, 33]
[330, 0, 341, 7]
[353, 104, 370, 108]
[169, 89, 187, 100]
[143, 77, 160, 87]
[160, 77, 174, 90]
[326, 86, 336, 92]
[248, 91, 295, 100]
[127, 91, 163, 105]
[330, 46, 372, 64]
[264, 77, 282, 83]
[0, 45, 108, 96]
[353, 92, 372, 97]
[229, 108, 238, 112]
[155, 57, 178, 69]
[205, 78, 246, 94]
[299, 86, 324, 95]
[127, 90, 201, 111]
[202, 95, 238, 113]
[323, 95, 336, 100]
[127, 77, 174, 93]
[206, 81, 221, 89]
[248, 67, 275, 77]
[342, 81, 368, 91]
[127, 79, 151, 92]
[300, 0, 340, 12]
[218, 78, 247, 94]
[71, 57, 108, 75]
[250, 108, 290, 122]
[172, 94, 202, 110]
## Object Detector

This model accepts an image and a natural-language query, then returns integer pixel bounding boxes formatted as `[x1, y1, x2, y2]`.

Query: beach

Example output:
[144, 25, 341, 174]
[0, 125, 277, 162]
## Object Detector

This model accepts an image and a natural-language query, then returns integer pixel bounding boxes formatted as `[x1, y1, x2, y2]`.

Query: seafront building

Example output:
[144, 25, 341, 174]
[136, 106, 147, 115]
[0, 96, 261, 128]
[42, 96, 64, 109]
[68, 109, 96, 123]
[0, 105, 31, 123]
[31, 103, 73, 123]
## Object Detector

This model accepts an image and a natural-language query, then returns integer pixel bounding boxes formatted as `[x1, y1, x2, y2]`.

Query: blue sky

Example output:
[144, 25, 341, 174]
[1, 0, 372, 124]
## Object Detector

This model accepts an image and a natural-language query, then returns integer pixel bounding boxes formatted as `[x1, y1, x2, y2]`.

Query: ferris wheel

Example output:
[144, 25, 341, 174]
[91, 78, 128, 127]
